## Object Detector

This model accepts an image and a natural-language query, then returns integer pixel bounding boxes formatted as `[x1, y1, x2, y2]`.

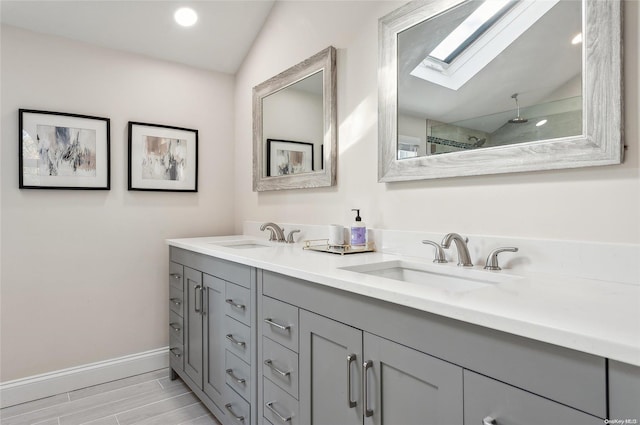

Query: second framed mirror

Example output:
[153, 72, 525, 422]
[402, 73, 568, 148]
[253, 46, 337, 191]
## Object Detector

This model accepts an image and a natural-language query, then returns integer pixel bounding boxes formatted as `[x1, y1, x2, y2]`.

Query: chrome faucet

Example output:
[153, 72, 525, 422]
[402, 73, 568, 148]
[260, 222, 286, 242]
[441, 233, 473, 267]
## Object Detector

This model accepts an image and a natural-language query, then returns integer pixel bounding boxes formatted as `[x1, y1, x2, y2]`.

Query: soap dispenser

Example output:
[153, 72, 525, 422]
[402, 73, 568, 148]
[350, 209, 367, 246]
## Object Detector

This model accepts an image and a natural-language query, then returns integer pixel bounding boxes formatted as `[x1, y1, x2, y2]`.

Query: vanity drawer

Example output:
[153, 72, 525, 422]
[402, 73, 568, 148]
[263, 377, 300, 425]
[226, 350, 251, 402]
[225, 316, 251, 364]
[169, 285, 184, 317]
[224, 383, 251, 425]
[262, 337, 298, 398]
[168, 310, 183, 342]
[463, 370, 602, 424]
[262, 296, 298, 353]
[226, 281, 251, 326]
[169, 261, 184, 291]
[169, 342, 184, 373]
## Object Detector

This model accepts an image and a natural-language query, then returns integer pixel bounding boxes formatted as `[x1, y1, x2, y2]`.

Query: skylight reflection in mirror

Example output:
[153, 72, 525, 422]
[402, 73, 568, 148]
[428, 0, 516, 64]
[397, 0, 582, 159]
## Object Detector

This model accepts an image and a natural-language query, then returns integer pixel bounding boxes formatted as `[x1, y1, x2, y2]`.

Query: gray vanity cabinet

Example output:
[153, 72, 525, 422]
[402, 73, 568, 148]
[184, 266, 204, 386]
[169, 262, 184, 377]
[298, 310, 463, 425]
[299, 310, 363, 425]
[170, 247, 257, 425]
[183, 268, 227, 410]
[202, 274, 227, 410]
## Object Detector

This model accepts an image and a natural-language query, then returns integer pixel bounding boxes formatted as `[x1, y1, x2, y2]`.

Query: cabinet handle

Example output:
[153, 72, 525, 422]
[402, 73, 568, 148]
[264, 318, 291, 332]
[169, 347, 182, 358]
[170, 298, 182, 306]
[170, 273, 182, 279]
[265, 401, 292, 423]
[226, 299, 246, 310]
[363, 360, 374, 417]
[194, 285, 202, 313]
[347, 354, 357, 408]
[224, 403, 245, 423]
[483, 417, 497, 425]
[226, 334, 246, 348]
[264, 359, 291, 377]
[169, 323, 181, 333]
[225, 368, 246, 384]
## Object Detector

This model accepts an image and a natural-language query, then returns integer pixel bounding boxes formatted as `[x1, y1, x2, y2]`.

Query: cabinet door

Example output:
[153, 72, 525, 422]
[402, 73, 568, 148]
[364, 333, 463, 425]
[202, 274, 226, 409]
[184, 267, 203, 386]
[299, 310, 363, 425]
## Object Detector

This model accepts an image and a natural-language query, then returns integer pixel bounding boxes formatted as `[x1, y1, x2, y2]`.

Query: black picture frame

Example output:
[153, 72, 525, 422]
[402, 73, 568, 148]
[19, 109, 111, 190]
[266, 138, 315, 177]
[128, 121, 198, 192]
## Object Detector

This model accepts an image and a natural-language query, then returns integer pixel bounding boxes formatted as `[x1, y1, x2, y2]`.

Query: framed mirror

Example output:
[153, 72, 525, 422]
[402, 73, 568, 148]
[253, 46, 337, 191]
[379, 0, 623, 182]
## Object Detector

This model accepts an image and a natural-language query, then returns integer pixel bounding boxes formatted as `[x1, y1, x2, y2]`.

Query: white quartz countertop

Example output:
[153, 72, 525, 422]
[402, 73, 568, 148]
[167, 235, 640, 366]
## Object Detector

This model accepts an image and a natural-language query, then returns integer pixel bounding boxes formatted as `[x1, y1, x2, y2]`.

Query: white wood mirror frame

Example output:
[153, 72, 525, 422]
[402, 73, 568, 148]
[253, 46, 337, 191]
[378, 0, 623, 182]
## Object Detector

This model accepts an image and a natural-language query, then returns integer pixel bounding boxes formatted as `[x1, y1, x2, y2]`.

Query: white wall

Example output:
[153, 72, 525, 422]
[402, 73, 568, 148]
[0, 26, 236, 381]
[234, 0, 639, 244]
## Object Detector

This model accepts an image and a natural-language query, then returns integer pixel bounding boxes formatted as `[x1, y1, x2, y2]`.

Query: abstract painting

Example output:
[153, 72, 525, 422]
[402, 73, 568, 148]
[266, 139, 314, 177]
[19, 109, 110, 189]
[128, 122, 198, 191]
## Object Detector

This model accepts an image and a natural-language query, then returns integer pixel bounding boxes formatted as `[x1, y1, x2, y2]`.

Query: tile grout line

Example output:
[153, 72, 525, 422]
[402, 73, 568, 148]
[175, 411, 215, 425]
[92, 389, 195, 422]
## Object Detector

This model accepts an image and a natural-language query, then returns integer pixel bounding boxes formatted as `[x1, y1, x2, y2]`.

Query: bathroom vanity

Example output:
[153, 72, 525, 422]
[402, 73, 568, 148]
[166, 234, 639, 425]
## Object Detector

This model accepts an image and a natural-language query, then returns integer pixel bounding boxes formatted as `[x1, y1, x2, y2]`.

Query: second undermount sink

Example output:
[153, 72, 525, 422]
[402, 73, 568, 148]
[340, 260, 518, 293]
[209, 240, 272, 249]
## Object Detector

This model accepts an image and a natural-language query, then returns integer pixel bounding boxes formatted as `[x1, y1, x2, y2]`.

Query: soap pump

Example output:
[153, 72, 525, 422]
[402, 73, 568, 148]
[350, 209, 367, 246]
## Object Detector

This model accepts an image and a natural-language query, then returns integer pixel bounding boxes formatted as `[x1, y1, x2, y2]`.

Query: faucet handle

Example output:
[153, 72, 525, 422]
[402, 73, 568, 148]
[484, 247, 519, 271]
[263, 228, 277, 241]
[286, 229, 300, 244]
[422, 240, 447, 263]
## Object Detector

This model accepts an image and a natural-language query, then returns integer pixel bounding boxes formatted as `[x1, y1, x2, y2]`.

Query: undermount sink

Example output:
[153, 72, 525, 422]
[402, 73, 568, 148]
[340, 260, 518, 293]
[209, 240, 272, 249]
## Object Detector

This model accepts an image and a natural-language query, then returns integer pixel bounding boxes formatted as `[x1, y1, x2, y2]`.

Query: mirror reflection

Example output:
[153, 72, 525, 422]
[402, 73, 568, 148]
[262, 71, 323, 177]
[397, 0, 582, 159]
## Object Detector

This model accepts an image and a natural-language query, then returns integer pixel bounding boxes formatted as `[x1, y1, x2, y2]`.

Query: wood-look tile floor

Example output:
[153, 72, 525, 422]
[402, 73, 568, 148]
[0, 369, 222, 425]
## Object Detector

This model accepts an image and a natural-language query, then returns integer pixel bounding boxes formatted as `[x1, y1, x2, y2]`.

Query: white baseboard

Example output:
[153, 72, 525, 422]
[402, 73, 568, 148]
[0, 347, 169, 408]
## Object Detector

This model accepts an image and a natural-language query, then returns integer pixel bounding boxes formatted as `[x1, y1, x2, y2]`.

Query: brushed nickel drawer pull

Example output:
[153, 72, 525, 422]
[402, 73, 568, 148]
[226, 299, 246, 310]
[363, 360, 373, 417]
[226, 334, 246, 347]
[264, 359, 291, 377]
[347, 354, 357, 408]
[483, 417, 497, 425]
[170, 273, 182, 279]
[194, 285, 202, 313]
[170, 298, 182, 306]
[224, 403, 245, 423]
[265, 401, 292, 423]
[169, 347, 182, 358]
[264, 318, 291, 332]
[169, 323, 181, 332]
[226, 368, 246, 384]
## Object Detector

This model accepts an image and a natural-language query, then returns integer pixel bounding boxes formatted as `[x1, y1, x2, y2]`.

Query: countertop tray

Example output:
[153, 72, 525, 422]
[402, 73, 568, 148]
[302, 239, 375, 255]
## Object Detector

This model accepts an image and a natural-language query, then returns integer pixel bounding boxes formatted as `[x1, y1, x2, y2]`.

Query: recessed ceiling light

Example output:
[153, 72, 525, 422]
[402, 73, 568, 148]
[536, 119, 548, 127]
[174, 7, 198, 27]
[571, 33, 582, 45]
